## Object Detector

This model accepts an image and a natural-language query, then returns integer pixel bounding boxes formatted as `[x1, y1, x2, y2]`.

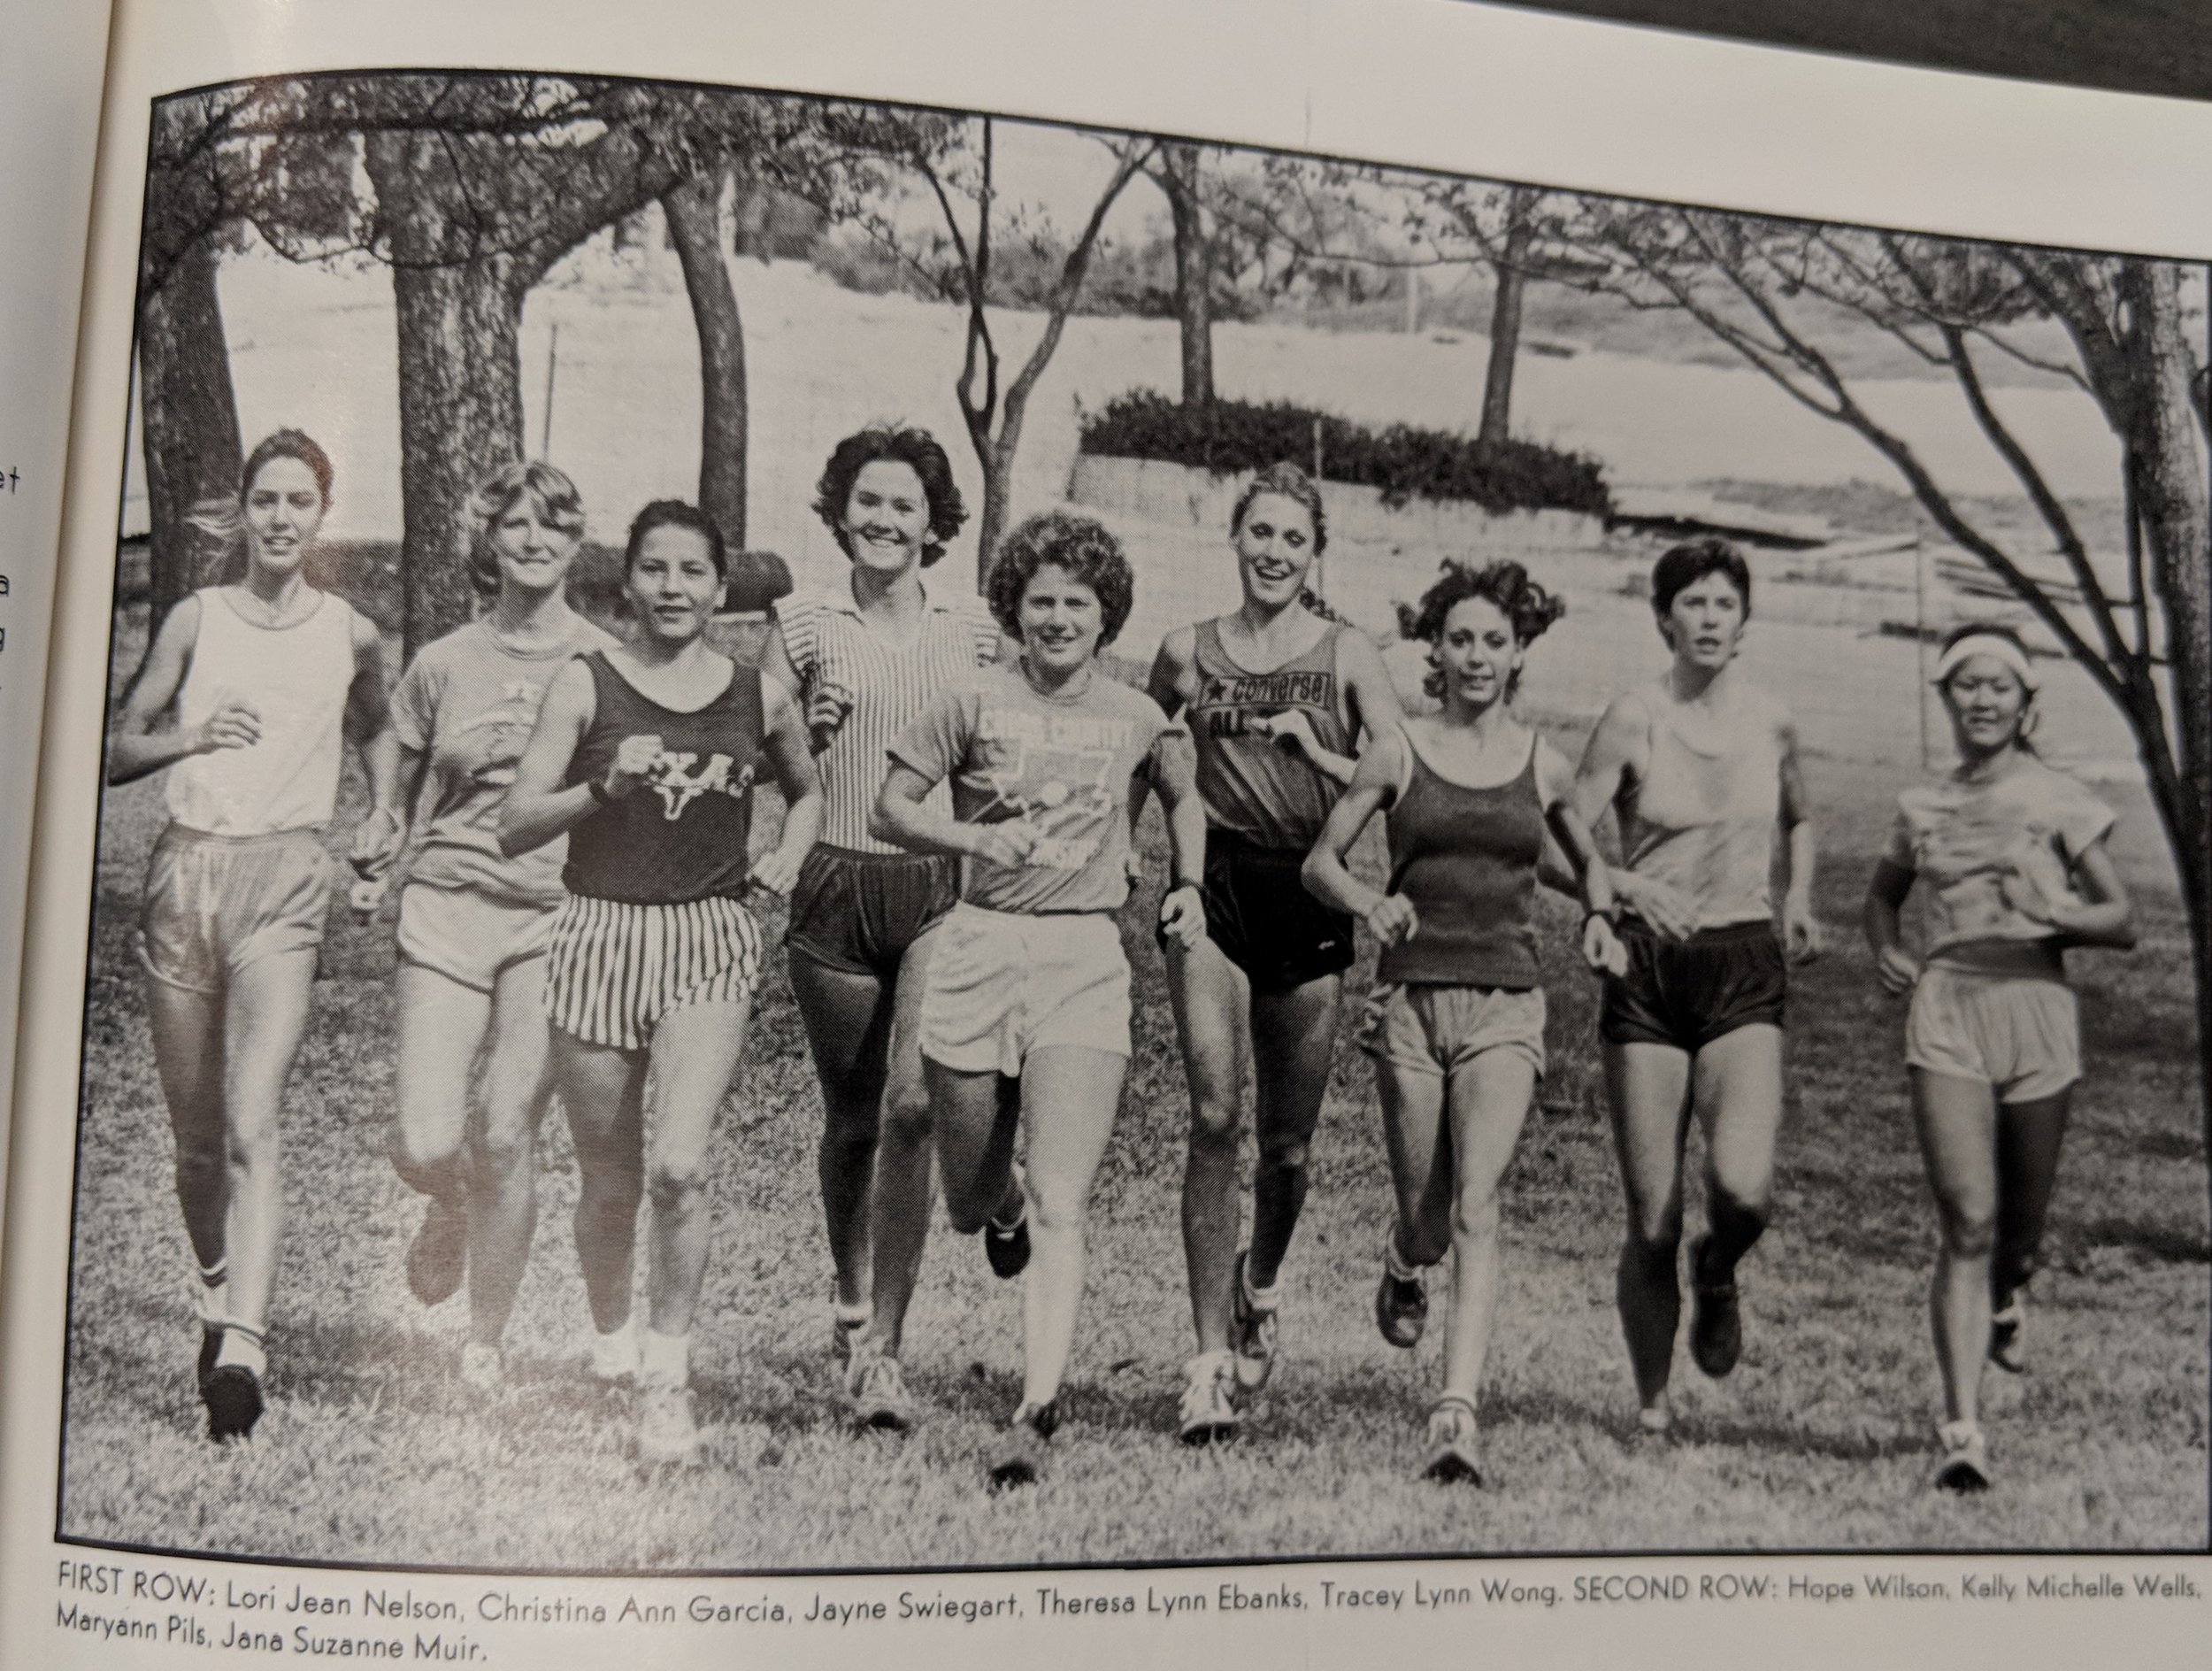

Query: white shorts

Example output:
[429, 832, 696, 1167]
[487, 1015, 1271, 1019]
[397, 882, 555, 994]
[544, 894, 761, 1051]
[139, 826, 331, 995]
[1356, 982, 1548, 1082]
[1906, 966, 2080, 1104]
[919, 903, 1131, 1075]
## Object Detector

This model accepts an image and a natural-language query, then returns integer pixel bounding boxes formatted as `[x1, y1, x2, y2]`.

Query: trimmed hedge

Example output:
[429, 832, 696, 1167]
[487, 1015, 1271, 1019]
[1078, 390, 1610, 520]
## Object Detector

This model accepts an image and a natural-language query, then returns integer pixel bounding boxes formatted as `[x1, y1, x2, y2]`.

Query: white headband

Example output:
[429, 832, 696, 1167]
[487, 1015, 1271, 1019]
[1934, 632, 2038, 691]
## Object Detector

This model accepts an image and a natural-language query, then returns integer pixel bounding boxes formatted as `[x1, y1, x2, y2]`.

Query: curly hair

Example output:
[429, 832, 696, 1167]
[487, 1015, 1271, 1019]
[624, 499, 727, 579]
[987, 512, 1135, 647]
[465, 460, 586, 597]
[811, 425, 969, 567]
[1408, 559, 1565, 702]
[1650, 535, 1751, 621]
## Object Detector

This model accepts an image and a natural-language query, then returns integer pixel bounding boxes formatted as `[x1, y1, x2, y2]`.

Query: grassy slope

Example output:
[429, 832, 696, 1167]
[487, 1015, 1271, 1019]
[56, 614, 2206, 1568]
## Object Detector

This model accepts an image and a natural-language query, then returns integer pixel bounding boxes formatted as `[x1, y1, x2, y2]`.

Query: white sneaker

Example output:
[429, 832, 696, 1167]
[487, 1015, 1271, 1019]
[1177, 1351, 1240, 1445]
[588, 1320, 641, 1384]
[638, 1382, 701, 1466]
[458, 1343, 503, 1395]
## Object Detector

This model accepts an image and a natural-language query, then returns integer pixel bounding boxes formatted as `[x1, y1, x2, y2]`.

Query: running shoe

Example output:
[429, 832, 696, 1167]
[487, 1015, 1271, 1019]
[987, 1400, 1057, 1490]
[458, 1342, 503, 1395]
[638, 1383, 702, 1466]
[984, 1205, 1031, 1281]
[405, 1191, 468, 1307]
[851, 1351, 915, 1433]
[1229, 1251, 1280, 1393]
[203, 1363, 265, 1444]
[1687, 1235, 1743, 1379]
[1177, 1351, 1240, 1446]
[1421, 1397, 1484, 1484]
[1375, 1251, 1428, 1351]
[588, 1320, 641, 1385]
[1634, 1401, 1676, 1441]
[1987, 1296, 2027, 1375]
[1932, 1419, 1991, 1492]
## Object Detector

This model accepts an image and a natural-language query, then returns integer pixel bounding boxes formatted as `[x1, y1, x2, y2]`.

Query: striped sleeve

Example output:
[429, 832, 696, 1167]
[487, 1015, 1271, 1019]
[955, 594, 1002, 667]
[776, 590, 823, 682]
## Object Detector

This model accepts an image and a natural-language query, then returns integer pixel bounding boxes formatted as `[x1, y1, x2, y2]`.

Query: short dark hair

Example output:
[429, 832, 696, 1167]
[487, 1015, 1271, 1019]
[1408, 559, 1565, 701]
[242, 428, 334, 506]
[987, 512, 1135, 647]
[1650, 536, 1751, 620]
[624, 500, 726, 578]
[812, 426, 969, 567]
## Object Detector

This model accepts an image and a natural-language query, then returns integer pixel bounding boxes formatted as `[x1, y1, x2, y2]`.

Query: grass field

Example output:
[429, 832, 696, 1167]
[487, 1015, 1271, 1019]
[56, 585, 2208, 1571]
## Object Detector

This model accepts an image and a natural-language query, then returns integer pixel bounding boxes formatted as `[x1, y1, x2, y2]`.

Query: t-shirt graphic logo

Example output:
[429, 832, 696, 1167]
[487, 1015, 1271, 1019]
[649, 751, 754, 821]
[976, 740, 1115, 869]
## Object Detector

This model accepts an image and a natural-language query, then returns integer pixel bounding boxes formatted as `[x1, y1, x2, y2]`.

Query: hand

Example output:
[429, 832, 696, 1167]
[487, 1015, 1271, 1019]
[1158, 883, 1206, 950]
[348, 874, 388, 920]
[194, 696, 262, 754]
[603, 734, 664, 800]
[1876, 943, 1920, 997]
[348, 805, 403, 879]
[1617, 869, 1698, 941]
[1582, 914, 1629, 978]
[746, 843, 805, 901]
[1364, 892, 1418, 947]
[1783, 895, 1825, 963]
[971, 820, 1040, 868]
[805, 681, 855, 753]
[1252, 708, 1320, 760]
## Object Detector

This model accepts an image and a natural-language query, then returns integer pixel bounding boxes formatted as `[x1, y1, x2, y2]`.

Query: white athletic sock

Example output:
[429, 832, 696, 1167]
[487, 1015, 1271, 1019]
[1384, 1222, 1423, 1282]
[1242, 1261, 1282, 1314]
[192, 1274, 230, 1328]
[589, 1316, 640, 1380]
[213, 1325, 266, 1378]
[639, 1328, 691, 1390]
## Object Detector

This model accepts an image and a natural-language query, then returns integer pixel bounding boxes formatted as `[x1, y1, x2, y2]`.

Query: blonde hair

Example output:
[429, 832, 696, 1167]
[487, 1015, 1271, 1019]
[466, 460, 587, 596]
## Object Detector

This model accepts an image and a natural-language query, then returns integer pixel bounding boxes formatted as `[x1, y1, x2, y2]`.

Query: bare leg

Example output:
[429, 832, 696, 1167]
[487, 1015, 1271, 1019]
[1376, 1059, 1450, 1269]
[1167, 936, 1247, 1353]
[867, 926, 943, 1357]
[215, 950, 319, 1335]
[391, 961, 488, 1212]
[1248, 975, 1340, 1288]
[1604, 1040, 1694, 1419]
[1912, 1067, 2000, 1426]
[465, 956, 555, 1347]
[641, 996, 752, 1337]
[927, 1059, 1018, 1236]
[1016, 1045, 1128, 1410]
[787, 950, 892, 1315]
[554, 1032, 647, 1334]
[1692, 1022, 1786, 1282]
[146, 976, 229, 1274]
[1438, 1051, 1538, 1405]
[1991, 1090, 2071, 1305]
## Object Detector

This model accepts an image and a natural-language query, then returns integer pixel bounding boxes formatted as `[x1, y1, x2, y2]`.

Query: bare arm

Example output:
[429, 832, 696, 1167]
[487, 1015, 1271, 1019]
[106, 597, 249, 784]
[1149, 730, 1209, 946]
[1573, 693, 1699, 940]
[1863, 856, 1920, 996]
[2047, 837, 2136, 950]
[499, 658, 606, 858]
[1301, 729, 1416, 946]
[747, 674, 826, 897]
[872, 762, 1039, 868]
[344, 610, 400, 860]
[1775, 709, 1824, 960]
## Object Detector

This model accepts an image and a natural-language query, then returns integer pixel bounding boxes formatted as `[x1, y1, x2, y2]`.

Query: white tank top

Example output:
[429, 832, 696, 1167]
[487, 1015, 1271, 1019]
[166, 588, 359, 836]
[1618, 681, 1782, 930]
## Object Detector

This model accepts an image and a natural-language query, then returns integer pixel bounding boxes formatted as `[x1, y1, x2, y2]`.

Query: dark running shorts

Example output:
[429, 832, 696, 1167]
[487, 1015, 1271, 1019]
[785, 845, 959, 980]
[1600, 919, 1786, 1052]
[1157, 828, 1355, 995]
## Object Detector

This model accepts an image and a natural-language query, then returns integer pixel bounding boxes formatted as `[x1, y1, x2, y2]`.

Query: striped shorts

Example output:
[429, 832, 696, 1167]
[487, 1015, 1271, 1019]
[544, 893, 762, 1051]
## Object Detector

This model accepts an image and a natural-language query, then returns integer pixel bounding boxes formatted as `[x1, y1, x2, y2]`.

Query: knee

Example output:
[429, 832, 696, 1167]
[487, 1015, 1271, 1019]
[646, 1159, 704, 1218]
[224, 1114, 278, 1174]
[393, 1125, 459, 1179]
[1708, 1174, 1771, 1228]
[1187, 1093, 1240, 1157]
[173, 1142, 224, 1188]
[1939, 1197, 1999, 1259]
[1452, 1187, 1501, 1248]
[880, 1082, 933, 1148]
[468, 1120, 531, 1186]
[1624, 1208, 1682, 1264]
[1025, 1174, 1087, 1237]
[1256, 1132, 1310, 1180]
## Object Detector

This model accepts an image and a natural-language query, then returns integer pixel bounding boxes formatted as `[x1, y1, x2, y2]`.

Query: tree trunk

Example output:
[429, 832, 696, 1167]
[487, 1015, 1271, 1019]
[975, 450, 1014, 590]
[367, 133, 534, 658]
[1163, 143, 1214, 411]
[2120, 259, 2212, 1124]
[137, 235, 241, 618]
[1479, 191, 1536, 449]
[664, 169, 748, 551]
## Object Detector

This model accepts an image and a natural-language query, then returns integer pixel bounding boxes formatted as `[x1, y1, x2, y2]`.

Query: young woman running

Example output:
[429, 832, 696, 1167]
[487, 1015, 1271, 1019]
[1145, 462, 1402, 1441]
[1863, 623, 2133, 1490]
[1571, 537, 1822, 1436]
[873, 511, 1206, 1489]
[106, 428, 395, 1441]
[760, 427, 1003, 1428]
[357, 462, 616, 1391]
[1305, 561, 1621, 1482]
[502, 500, 822, 1465]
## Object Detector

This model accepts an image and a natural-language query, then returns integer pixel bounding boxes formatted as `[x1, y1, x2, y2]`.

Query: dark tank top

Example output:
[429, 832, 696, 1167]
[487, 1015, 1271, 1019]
[1378, 728, 1545, 990]
[1186, 619, 1354, 849]
[562, 651, 763, 905]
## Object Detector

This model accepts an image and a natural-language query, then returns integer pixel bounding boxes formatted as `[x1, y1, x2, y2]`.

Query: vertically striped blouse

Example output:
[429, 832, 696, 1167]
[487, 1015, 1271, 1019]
[776, 582, 1002, 852]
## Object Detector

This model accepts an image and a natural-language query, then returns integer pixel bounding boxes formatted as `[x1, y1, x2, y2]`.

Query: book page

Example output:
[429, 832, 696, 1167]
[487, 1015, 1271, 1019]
[0, 0, 114, 1218]
[4, 1, 2208, 1666]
